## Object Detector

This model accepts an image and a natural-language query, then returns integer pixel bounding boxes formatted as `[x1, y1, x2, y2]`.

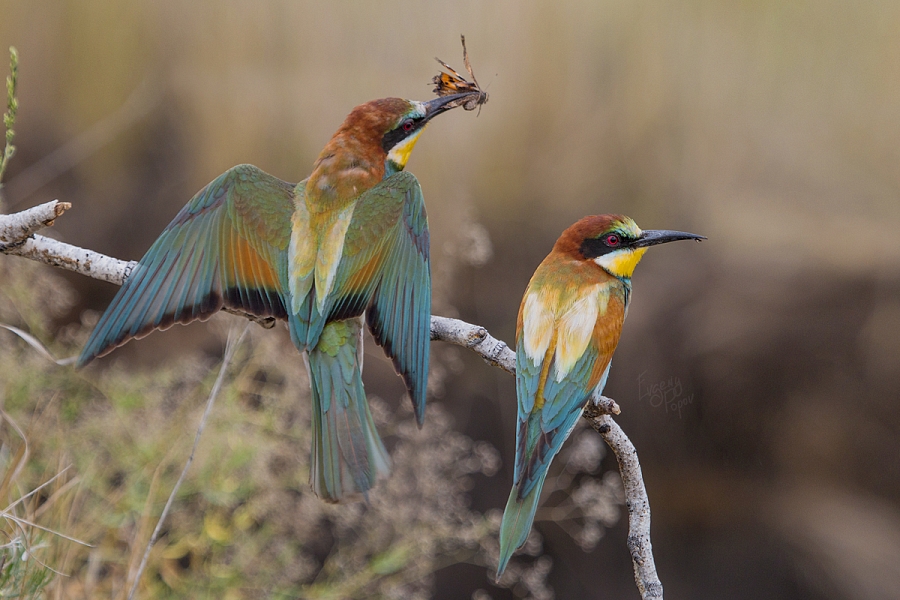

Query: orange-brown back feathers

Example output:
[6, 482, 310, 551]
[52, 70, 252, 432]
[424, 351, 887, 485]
[307, 98, 413, 204]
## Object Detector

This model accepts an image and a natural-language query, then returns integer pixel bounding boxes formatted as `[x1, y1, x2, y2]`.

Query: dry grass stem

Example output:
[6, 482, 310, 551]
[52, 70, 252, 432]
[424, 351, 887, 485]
[125, 322, 250, 600]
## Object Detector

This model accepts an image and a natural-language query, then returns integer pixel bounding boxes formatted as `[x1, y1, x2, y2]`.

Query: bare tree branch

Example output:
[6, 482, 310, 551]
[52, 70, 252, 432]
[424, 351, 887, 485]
[0, 199, 135, 284]
[583, 403, 663, 599]
[0, 201, 663, 599]
[429, 315, 516, 373]
[0, 199, 69, 247]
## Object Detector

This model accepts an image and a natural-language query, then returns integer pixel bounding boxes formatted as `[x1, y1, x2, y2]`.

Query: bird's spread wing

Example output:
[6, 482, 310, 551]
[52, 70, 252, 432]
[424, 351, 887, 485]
[321, 171, 431, 424]
[78, 164, 295, 366]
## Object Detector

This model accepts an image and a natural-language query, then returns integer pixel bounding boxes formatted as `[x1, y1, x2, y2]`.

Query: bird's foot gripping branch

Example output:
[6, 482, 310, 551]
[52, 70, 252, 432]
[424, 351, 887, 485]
[0, 200, 666, 600]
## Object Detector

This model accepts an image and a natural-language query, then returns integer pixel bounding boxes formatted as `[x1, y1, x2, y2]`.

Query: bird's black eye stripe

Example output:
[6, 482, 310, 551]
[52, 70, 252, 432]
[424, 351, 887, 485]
[580, 233, 631, 259]
[381, 117, 425, 153]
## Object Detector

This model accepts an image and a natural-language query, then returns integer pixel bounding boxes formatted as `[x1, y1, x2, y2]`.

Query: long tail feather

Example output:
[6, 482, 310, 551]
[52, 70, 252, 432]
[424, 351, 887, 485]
[307, 319, 390, 502]
[496, 470, 548, 579]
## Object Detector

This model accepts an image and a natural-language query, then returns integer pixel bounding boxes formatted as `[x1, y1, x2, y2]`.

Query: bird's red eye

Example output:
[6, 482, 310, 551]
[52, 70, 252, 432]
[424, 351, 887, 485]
[605, 234, 621, 247]
[402, 119, 415, 132]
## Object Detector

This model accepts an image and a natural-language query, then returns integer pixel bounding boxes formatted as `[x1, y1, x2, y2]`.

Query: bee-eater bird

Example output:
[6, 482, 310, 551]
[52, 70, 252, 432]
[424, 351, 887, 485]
[496, 214, 704, 577]
[77, 91, 480, 502]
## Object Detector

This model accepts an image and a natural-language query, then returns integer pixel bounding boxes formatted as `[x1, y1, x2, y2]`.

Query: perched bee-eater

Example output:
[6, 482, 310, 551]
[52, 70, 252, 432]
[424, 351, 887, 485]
[496, 214, 704, 576]
[77, 91, 481, 502]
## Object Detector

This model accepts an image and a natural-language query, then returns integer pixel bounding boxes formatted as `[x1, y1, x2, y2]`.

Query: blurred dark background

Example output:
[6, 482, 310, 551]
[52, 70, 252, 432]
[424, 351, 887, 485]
[2, 1, 900, 598]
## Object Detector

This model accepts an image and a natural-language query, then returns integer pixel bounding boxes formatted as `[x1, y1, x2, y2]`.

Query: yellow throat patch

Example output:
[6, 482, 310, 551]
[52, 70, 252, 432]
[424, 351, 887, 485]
[386, 128, 425, 169]
[593, 247, 648, 279]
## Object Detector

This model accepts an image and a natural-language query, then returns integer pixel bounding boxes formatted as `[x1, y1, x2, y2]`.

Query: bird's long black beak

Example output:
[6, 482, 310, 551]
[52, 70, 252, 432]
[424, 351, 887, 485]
[633, 229, 706, 248]
[422, 92, 475, 121]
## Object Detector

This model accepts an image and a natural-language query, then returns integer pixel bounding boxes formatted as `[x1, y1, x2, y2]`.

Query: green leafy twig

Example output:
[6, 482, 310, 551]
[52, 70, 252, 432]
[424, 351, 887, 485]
[0, 46, 18, 190]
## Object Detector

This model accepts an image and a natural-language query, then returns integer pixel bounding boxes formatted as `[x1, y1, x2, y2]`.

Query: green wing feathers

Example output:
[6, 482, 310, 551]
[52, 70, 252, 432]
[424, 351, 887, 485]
[77, 165, 295, 367]
[317, 172, 431, 424]
[359, 173, 431, 424]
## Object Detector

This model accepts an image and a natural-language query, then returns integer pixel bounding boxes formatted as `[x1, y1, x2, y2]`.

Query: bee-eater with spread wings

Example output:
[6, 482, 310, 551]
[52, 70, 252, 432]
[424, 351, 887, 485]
[77, 91, 481, 502]
[497, 215, 704, 576]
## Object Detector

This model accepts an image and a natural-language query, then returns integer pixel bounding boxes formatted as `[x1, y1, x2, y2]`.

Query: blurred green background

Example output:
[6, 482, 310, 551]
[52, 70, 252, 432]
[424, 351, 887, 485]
[2, 0, 900, 598]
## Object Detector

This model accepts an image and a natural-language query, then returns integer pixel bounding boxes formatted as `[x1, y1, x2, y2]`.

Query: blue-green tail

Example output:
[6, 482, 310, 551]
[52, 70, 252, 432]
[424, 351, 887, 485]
[496, 469, 548, 579]
[307, 319, 390, 502]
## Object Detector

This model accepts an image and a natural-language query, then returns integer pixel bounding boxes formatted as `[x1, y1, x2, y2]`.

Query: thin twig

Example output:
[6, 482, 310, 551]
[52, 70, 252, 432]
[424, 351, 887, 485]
[125, 322, 250, 600]
[0, 407, 29, 497]
[0, 323, 78, 366]
[430, 315, 515, 373]
[122, 461, 164, 599]
[1, 467, 71, 516]
[1, 200, 663, 600]
[0, 199, 69, 241]
[583, 404, 663, 599]
[0, 513, 92, 549]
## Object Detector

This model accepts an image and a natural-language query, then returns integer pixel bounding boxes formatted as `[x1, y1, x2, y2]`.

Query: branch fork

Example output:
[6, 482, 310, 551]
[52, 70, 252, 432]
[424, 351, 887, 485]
[0, 199, 69, 250]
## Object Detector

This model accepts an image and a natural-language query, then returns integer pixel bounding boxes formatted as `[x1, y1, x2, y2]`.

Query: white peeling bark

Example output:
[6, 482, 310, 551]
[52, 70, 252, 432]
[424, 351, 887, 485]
[429, 315, 516, 373]
[0, 200, 70, 242]
[0, 199, 136, 285]
[10, 234, 136, 285]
